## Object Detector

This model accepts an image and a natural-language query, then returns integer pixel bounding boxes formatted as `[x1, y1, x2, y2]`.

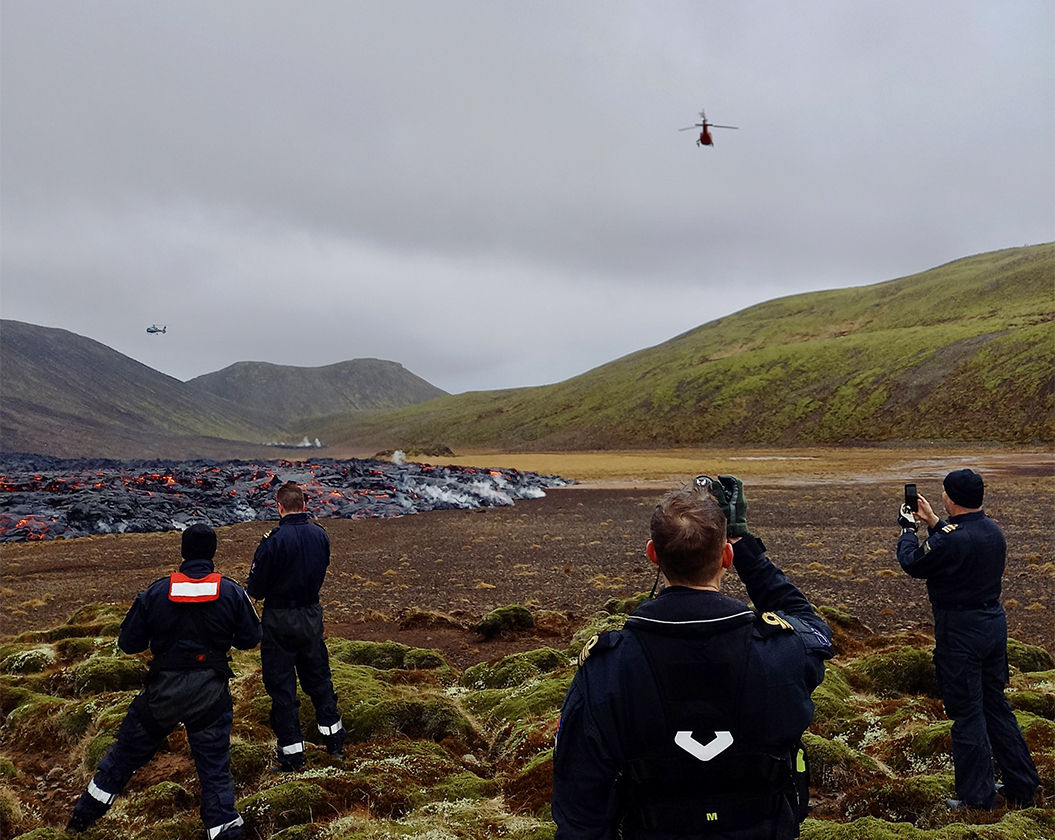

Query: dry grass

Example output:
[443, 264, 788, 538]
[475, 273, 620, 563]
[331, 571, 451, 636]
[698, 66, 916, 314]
[411, 446, 1052, 486]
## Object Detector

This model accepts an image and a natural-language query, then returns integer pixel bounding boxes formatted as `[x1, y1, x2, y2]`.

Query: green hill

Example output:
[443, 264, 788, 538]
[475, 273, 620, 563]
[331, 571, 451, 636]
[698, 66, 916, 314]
[317, 244, 1055, 450]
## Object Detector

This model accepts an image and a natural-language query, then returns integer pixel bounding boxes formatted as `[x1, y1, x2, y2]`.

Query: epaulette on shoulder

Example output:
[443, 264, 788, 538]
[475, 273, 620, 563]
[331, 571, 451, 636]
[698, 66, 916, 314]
[260, 529, 274, 540]
[755, 611, 796, 638]
[942, 523, 959, 534]
[577, 631, 621, 666]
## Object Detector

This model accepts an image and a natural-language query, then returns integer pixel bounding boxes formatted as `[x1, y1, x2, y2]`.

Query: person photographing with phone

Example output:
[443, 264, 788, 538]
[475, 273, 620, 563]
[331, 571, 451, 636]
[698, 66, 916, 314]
[897, 468, 1039, 811]
[552, 476, 833, 839]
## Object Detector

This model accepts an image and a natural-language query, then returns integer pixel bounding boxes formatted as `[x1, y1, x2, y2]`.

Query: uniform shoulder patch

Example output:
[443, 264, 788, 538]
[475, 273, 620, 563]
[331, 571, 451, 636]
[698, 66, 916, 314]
[942, 524, 959, 533]
[577, 631, 620, 666]
[261, 529, 274, 540]
[755, 611, 795, 637]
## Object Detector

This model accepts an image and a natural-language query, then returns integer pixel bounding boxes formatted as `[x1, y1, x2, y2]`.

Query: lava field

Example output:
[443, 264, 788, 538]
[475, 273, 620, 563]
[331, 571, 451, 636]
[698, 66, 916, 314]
[0, 454, 572, 543]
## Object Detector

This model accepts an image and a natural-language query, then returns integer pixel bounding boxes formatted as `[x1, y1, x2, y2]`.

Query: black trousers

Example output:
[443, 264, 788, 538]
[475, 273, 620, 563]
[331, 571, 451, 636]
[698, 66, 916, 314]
[71, 669, 242, 838]
[261, 603, 342, 759]
[934, 605, 1040, 807]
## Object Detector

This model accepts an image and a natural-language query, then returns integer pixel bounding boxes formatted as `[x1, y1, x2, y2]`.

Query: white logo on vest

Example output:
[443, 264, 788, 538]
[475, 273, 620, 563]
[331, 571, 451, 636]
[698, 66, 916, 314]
[674, 730, 734, 762]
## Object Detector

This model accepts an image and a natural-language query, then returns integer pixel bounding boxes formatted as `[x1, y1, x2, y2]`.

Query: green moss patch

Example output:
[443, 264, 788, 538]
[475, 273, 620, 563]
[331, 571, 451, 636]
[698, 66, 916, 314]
[459, 648, 569, 690]
[475, 605, 535, 640]
[845, 646, 938, 697]
[1007, 639, 1055, 673]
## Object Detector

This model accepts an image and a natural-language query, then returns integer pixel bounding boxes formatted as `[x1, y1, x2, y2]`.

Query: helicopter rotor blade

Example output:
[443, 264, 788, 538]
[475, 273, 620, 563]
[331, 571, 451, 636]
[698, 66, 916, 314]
[709, 124, 739, 130]
[678, 125, 701, 131]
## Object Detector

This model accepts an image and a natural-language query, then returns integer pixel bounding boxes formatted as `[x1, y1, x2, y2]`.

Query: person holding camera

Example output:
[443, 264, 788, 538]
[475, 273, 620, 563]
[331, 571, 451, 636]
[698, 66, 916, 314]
[552, 476, 832, 839]
[247, 481, 345, 771]
[897, 468, 1039, 811]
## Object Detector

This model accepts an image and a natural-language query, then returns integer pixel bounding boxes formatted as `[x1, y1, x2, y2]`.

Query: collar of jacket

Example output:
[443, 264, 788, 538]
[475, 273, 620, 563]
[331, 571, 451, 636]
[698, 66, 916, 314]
[178, 557, 217, 577]
[632, 586, 752, 624]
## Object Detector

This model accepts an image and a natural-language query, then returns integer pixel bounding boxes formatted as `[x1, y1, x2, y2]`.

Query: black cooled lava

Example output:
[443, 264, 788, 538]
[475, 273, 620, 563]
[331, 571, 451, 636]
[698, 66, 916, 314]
[0, 454, 572, 543]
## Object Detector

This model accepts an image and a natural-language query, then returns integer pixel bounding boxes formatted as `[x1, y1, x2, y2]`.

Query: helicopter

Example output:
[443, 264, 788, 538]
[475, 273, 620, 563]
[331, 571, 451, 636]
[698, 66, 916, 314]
[679, 109, 738, 147]
[146, 324, 167, 335]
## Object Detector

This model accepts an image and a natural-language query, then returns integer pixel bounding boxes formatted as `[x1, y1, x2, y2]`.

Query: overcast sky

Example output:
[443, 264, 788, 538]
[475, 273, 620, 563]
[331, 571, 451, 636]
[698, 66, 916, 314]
[3, 1, 1052, 395]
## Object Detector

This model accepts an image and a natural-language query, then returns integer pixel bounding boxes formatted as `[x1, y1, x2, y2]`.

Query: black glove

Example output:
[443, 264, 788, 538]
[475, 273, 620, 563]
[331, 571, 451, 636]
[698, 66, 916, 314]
[897, 504, 918, 533]
[717, 475, 749, 537]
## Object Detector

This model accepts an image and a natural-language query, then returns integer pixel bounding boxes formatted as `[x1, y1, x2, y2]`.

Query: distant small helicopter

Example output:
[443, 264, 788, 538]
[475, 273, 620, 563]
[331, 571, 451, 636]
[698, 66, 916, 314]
[146, 324, 167, 335]
[679, 109, 738, 147]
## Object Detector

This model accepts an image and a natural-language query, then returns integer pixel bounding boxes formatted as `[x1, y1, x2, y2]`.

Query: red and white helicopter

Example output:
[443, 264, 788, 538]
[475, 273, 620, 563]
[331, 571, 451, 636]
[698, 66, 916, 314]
[679, 109, 738, 147]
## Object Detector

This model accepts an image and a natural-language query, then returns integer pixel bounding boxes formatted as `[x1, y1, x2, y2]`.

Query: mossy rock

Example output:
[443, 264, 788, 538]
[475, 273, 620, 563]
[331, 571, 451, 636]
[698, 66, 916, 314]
[801, 809, 1055, 838]
[8, 828, 69, 840]
[567, 613, 627, 656]
[1015, 710, 1055, 752]
[65, 602, 129, 627]
[475, 605, 535, 640]
[0, 685, 33, 716]
[229, 738, 273, 785]
[54, 637, 103, 663]
[465, 672, 572, 726]
[1007, 638, 1055, 673]
[0, 786, 26, 840]
[125, 780, 195, 818]
[83, 733, 117, 771]
[68, 655, 147, 695]
[55, 699, 104, 740]
[1, 692, 65, 749]
[842, 772, 954, 824]
[1007, 688, 1055, 719]
[0, 758, 17, 780]
[0, 646, 56, 675]
[603, 592, 650, 615]
[809, 664, 858, 734]
[239, 781, 328, 833]
[909, 720, 953, 760]
[328, 639, 450, 672]
[333, 664, 476, 744]
[459, 647, 570, 690]
[846, 646, 938, 697]
[801, 732, 885, 792]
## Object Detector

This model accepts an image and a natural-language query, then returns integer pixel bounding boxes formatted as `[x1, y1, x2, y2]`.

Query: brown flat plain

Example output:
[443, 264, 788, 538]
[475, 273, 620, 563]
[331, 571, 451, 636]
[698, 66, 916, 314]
[2, 447, 1052, 668]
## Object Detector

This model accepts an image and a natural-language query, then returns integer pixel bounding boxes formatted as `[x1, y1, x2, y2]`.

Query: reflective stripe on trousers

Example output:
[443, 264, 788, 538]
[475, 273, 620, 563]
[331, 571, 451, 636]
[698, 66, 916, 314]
[87, 777, 117, 806]
[207, 813, 244, 839]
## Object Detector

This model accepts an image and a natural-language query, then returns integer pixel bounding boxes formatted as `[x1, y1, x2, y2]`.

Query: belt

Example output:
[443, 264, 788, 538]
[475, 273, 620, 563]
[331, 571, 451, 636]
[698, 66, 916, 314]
[935, 599, 998, 612]
[265, 597, 319, 609]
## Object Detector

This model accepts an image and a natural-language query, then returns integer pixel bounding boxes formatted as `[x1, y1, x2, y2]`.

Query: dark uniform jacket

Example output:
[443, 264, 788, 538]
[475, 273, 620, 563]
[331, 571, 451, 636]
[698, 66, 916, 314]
[246, 512, 330, 607]
[896, 511, 1004, 610]
[120, 557, 262, 670]
[552, 535, 832, 840]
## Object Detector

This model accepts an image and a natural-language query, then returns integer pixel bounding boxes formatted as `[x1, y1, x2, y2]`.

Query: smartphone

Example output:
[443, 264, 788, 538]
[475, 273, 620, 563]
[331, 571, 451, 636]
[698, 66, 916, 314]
[904, 483, 918, 512]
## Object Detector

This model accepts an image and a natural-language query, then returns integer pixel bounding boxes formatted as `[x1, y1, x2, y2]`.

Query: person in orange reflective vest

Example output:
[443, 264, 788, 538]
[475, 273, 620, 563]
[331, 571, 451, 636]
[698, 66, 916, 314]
[67, 523, 261, 838]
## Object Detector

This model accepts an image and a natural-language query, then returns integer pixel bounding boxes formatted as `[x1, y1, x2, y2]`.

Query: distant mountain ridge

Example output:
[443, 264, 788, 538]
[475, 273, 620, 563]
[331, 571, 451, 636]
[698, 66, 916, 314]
[188, 360, 446, 427]
[0, 321, 446, 459]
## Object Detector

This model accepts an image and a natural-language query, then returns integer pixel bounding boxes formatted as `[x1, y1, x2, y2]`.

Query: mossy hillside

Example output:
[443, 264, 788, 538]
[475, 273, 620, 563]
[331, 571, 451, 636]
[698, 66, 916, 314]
[2, 604, 1054, 839]
[319, 243, 1055, 451]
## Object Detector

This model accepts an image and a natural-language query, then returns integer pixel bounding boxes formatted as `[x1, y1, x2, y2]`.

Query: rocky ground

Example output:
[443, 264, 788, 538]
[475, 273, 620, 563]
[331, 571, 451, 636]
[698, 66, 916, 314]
[1, 461, 1053, 838]
[3, 473, 1052, 669]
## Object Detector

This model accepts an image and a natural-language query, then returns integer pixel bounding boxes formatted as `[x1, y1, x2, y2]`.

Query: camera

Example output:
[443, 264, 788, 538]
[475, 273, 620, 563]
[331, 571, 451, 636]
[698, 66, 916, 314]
[904, 483, 918, 512]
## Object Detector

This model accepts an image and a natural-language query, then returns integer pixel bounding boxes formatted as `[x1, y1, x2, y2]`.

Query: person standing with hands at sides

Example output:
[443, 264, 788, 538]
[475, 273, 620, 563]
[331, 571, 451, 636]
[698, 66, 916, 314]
[67, 523, 261, 839]
[897, 469, 1039, 811]
[552, 476, 833, 839]
[247, 481, 345, 771]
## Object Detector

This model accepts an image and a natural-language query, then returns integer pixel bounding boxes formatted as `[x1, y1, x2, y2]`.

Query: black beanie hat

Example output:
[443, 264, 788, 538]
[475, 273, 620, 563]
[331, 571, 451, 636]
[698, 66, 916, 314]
[182, 523, 217, 560]
[943, 469, 984, 509]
